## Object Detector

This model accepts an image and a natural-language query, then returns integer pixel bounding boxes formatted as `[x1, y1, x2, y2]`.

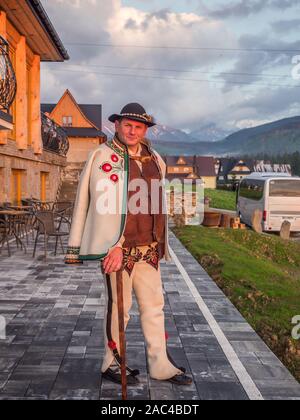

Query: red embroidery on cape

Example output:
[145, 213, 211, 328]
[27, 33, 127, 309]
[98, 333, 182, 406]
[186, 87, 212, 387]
[99, 158, 124, 183]
[102, 163, 112, 173]
[110, 174, 119, 183]
[111, 154, 119, 163]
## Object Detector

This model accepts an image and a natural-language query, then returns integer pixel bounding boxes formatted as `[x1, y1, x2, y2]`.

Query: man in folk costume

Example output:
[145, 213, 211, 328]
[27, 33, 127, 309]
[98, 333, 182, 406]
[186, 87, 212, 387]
[65, 103, 192, 387]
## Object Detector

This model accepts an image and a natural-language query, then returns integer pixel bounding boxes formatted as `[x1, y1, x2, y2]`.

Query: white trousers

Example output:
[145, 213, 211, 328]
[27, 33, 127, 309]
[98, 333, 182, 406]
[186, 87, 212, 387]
[101, 252, 182, 380]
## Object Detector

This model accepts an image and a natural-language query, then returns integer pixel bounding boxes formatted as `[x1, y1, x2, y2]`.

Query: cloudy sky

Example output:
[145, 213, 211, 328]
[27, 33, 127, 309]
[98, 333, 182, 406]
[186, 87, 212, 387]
[41, 0, 300, 132]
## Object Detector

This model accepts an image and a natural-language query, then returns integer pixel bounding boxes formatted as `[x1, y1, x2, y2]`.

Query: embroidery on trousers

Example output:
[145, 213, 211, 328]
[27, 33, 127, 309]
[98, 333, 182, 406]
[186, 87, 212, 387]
[142, 244, 160, 271]
[122, 244, 160, 276]
[122, 248, 143, 276]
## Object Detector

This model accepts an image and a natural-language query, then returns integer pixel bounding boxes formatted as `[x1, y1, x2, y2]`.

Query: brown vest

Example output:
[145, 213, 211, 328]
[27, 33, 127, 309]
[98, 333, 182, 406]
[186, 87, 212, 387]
[123, 144, 165, 248]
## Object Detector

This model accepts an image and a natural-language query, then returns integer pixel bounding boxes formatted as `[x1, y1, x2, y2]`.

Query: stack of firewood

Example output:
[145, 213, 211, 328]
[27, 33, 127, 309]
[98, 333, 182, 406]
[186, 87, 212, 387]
[220, 215, 246, 230]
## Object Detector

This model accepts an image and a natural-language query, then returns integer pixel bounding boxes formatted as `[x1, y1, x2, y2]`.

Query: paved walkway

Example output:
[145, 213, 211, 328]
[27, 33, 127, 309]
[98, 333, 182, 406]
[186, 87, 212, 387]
[0, 231, 299, 400]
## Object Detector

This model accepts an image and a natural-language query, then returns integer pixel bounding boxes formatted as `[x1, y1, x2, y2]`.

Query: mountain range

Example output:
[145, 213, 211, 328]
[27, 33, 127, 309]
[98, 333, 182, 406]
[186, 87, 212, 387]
[103, 116, 300, 157]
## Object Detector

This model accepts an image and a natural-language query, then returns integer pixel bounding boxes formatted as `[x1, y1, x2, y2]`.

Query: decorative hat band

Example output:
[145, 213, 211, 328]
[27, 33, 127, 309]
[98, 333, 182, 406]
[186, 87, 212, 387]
[120, 113, 153, 123]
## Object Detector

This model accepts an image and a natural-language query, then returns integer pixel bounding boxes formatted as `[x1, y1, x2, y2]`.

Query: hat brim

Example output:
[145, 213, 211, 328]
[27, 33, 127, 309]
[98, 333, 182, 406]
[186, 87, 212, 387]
[108, 114, 156, 128]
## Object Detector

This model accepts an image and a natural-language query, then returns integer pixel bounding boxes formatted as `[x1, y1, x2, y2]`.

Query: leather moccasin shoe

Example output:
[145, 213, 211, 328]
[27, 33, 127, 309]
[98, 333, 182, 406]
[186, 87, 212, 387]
[167, 373, 193, 386]
[102, 368, 140, 386]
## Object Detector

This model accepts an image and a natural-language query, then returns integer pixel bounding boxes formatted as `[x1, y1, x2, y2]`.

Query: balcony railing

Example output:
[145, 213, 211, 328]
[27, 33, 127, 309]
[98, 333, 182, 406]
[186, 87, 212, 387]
[0, 36, 17, 112]
[41, 112, 69, 156]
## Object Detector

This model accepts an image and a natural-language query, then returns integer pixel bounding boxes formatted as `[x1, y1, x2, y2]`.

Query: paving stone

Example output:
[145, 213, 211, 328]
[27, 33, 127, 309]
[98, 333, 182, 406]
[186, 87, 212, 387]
[0, 380, 30, 397]
[150, 388, 177, 400]
[52, 372, 101, 390]
[0, 229, 299, 400]
[50, 389, 100, 400]
[26, 379, 57, 398]
[196, 382, 248, 401]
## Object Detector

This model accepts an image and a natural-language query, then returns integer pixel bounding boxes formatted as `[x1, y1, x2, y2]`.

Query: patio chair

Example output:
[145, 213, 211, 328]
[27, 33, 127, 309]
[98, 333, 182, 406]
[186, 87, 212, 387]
[4, 214, 27, 254]
[32, 211, 69, 261]
[26, 199, 46, 212]
[52, 201, 73, 212]
[15, 211, 35, 245]
[42, 202, 55, 211]
[22, 199, 35, 207]
[52, 201, 74, 230]
[0, 206, 5, 221]
[0, 219, 11, 257]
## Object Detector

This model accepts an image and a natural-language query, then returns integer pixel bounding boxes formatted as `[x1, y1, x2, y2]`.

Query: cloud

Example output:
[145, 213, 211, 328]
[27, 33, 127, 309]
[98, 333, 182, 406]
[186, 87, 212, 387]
[217, 32, 300, 93]
[106, 6, 235, 68]
[40, 0, 300, 133]
[271, 18, 300, 33]
[42, 0, 119, 61]
[200, 0, 300, 19]
[233, 85, 300, 123]
[41, 1, 236, 126]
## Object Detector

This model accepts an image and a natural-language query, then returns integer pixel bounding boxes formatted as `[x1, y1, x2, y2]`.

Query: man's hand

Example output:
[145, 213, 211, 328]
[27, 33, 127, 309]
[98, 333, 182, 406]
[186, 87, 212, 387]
[102, 247, 123, 275]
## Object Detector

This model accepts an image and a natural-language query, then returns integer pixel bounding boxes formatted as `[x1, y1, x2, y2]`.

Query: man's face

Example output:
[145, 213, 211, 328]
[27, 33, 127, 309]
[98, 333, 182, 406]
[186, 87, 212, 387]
[115, 118, 148, 147]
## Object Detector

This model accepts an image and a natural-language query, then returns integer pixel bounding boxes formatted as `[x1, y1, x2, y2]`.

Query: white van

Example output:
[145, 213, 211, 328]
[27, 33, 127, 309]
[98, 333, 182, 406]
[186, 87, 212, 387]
[237, 173, 300, 232]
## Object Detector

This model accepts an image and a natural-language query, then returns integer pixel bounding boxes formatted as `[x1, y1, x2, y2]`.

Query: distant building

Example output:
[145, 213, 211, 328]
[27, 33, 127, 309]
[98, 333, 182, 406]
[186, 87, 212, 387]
[42, 89, 106, 164]
[217, 158, 292, 185]
[164, 156, 217, 189]
[254, 161, 292, 175]
[218, 159, 253, 184]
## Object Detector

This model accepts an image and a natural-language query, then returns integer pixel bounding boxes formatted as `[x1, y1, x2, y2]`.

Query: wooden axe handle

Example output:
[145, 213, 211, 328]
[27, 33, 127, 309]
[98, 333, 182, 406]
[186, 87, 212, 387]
[116, 269, 127, 401]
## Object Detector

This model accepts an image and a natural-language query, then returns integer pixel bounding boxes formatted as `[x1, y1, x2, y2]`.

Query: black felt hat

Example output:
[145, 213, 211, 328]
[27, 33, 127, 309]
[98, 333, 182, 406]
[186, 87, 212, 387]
[109, 103, 156, 127]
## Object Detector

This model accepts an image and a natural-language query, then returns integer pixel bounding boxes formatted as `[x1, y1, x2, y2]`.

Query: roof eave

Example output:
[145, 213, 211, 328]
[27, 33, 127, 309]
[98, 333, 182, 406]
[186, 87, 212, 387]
[26, 0, 69, 61]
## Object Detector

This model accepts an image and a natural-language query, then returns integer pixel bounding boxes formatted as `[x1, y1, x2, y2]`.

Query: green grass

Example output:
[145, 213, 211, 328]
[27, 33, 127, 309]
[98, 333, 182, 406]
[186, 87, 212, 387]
[173, 226, 300, 382]
[205, 188, 237, 211]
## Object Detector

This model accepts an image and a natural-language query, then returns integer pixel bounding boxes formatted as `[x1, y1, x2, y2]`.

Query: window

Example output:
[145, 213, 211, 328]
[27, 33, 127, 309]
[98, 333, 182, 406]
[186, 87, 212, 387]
[177, 158, 186, 165]
[0, 168, 4, 201]
[269, 180, 300, 197]
[27, 66, 32, 146]
[240, 180, 265, 201]
[10, 170, 26, 206]
[40, 172, 49, 202]
[62, 116, 73, 127]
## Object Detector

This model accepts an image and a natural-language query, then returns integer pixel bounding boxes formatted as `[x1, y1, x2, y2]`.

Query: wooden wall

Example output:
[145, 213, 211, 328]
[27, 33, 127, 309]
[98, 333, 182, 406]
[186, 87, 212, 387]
[0, 11, 42, 155]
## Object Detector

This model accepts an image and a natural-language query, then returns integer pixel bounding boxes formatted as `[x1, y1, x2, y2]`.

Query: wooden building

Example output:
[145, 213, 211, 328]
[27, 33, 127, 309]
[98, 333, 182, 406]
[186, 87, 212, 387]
[42, 89, 106, 203]
[0, 0, 69, 205]
[217, 159, 253, 184]
[42, 89, 106, 165]
[164, 156, 217, 189]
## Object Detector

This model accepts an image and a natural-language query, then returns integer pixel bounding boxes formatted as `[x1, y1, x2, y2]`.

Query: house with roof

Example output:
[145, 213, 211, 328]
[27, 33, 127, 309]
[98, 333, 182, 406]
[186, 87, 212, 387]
[164, 156, 217, 189]
[217, 159, 254, 184]
[42, 90, 107, 202]
[42, 89, 106, 164]
[0, 0, 69, 205]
